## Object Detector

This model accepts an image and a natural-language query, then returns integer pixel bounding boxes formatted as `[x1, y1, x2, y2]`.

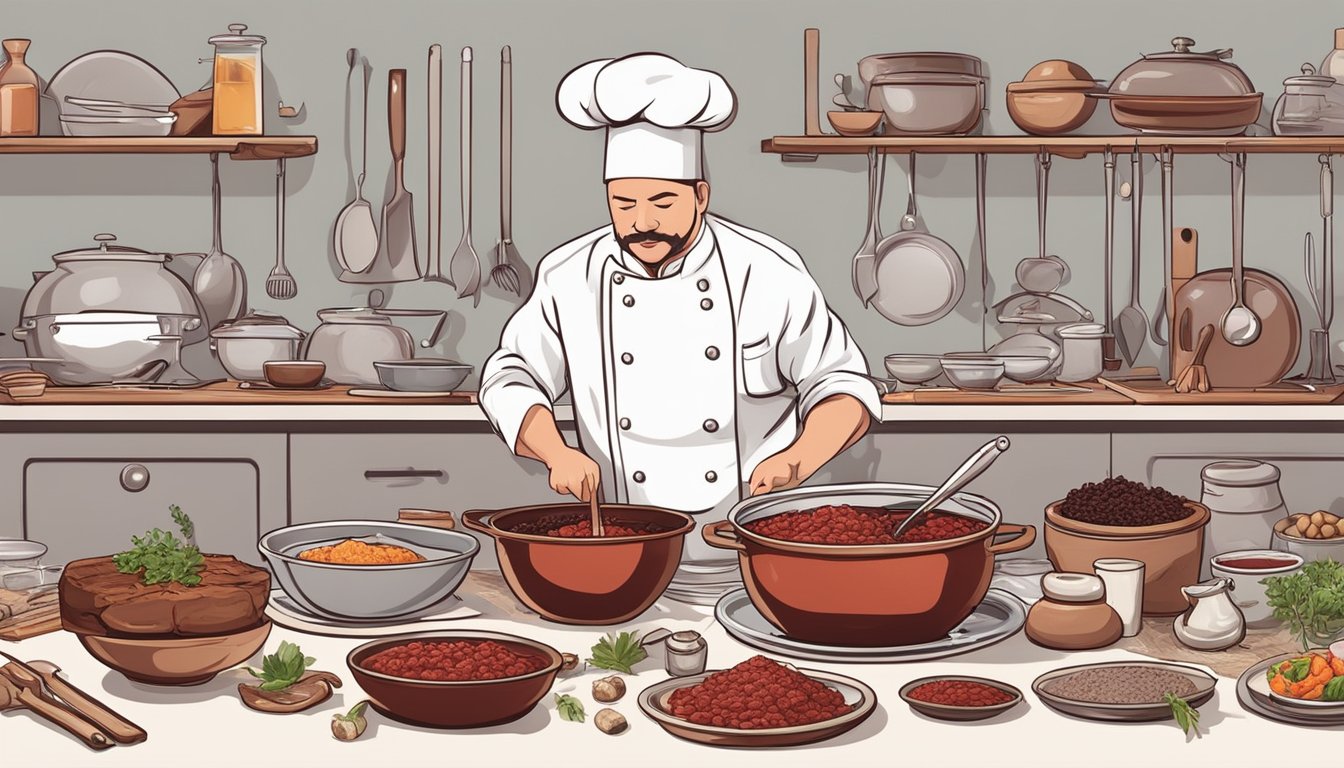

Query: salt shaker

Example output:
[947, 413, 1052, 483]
[664, 631, 708, 676]
[641, 628, 708, 677]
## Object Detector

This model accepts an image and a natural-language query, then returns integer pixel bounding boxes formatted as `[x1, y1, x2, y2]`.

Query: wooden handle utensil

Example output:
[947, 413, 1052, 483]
[25, 661, 146, 745]
[0, 666, 114, 750]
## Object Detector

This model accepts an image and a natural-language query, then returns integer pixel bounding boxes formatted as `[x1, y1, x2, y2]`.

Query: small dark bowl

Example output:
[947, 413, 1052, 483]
[898, 675, 1023, 721]
[263, 360, 325, 388]
[346, 630, 563, 728]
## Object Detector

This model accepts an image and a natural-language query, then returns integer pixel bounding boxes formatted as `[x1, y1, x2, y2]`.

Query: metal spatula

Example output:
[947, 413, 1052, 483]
[449, 46, 481, 306]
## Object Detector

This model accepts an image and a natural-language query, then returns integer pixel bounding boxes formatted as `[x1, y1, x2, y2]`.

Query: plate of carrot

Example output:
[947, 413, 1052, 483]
[1265, 649, 1344, 708]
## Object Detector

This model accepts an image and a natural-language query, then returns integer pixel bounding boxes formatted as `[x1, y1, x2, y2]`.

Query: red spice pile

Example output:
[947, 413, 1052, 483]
[907, 679, 1014, 707]
[667, 655, 852, 729]
[545, 520, 641, 537]
[744, 504, 987, 545]
[361, 640, 547, 681]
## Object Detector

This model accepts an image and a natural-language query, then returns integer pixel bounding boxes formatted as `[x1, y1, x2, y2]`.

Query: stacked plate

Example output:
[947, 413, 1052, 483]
[47, 51, 181, 136]
[663, 562, 742, 605]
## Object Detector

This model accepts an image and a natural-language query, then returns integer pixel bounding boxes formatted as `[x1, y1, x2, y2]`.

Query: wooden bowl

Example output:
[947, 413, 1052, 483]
[78, 622, 272, 686]
[263, 360, 325, 389]
[827, 110, 883, 136]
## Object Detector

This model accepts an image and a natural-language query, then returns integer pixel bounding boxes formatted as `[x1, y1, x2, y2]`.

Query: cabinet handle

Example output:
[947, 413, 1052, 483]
[363, 469, 445, 480]
[120, 464, 150, 492]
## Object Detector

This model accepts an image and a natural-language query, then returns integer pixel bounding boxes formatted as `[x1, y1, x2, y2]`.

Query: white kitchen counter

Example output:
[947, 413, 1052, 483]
[0, 580, 1334, 768]
[0, 402, 1341, 423]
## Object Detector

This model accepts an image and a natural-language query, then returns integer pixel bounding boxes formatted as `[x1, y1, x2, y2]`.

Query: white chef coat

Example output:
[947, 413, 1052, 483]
[480, 214, 882, 579]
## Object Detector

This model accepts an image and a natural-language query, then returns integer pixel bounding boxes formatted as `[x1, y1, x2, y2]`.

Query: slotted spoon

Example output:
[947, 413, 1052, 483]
[266, 158, 297, 299]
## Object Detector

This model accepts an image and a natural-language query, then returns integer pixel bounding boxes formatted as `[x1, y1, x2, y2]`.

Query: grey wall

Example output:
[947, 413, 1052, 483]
[3, 0, 1342, 381]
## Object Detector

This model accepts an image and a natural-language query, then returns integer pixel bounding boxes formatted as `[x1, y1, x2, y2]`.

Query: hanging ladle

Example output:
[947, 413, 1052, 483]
[1221, 152, 1261, 346]
[892, 436, 1010, 539]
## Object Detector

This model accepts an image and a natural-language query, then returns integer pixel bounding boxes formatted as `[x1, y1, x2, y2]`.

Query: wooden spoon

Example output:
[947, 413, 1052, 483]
[584, 477, 604, 537]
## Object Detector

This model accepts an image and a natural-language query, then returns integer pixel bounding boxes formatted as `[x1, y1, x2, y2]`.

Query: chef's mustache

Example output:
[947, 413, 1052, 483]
[619, 231, 682, 247]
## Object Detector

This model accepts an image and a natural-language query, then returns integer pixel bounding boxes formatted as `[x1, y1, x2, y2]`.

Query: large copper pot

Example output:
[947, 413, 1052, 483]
[462, 503, 694, 625]
[703, 483, 1035, 647]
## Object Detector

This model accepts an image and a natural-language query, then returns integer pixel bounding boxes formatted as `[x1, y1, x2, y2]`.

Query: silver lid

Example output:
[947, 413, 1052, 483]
[51, 233, 166, 264]
[1285, 63, 1336, 87]
[209, 23, 266, 47]
[666, 630, 706, 652]
[1111, 36, 1256, 98]
[210, 310, 304, 340]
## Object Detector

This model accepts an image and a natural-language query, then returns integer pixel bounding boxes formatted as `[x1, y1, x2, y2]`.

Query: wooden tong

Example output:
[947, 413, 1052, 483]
[0, 652, 146, 748]
[1174, 325, 1215, 393]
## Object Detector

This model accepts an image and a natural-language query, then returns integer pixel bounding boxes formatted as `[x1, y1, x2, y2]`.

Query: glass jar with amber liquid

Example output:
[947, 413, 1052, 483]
[0, 39, 41, 136]
[209, 24, 266, 135]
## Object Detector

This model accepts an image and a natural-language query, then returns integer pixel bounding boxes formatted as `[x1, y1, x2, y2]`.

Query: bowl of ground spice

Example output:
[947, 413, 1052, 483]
[347, 630, 563, 728]
[1031, 661, 1216, 722]
[258, 520, 478, 621]
[461, 503, 695, 625]
[637, 655, 876, 747]
[899, 675, 1023, 721]
[1045, 477, 1210, 616]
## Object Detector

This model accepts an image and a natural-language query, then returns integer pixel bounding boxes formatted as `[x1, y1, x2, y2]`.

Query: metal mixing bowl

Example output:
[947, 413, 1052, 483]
[374, 360, 473, 392]
[258, 520, 478, 620]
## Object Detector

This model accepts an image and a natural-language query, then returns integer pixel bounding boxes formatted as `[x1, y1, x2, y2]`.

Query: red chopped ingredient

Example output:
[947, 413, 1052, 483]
[545, 520, 641, 537]
[667, 655, 852, 729]
[907, 679, 1014, 707]
[361, 640, 547, 681]
[744, 504, 987, 545]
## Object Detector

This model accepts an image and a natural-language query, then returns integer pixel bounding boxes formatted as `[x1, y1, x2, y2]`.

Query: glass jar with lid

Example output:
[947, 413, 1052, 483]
[209, 23, 266, 135]
[1273, 64, 1344, 135]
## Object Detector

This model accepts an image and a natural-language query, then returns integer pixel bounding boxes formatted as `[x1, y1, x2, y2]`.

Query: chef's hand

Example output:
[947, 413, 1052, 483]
[547, 447, 602, 502]
[748, 450, 805, 496]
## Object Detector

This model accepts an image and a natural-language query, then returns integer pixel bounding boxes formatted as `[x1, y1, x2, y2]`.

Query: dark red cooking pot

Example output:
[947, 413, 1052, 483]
[703, 482, 1035, 646]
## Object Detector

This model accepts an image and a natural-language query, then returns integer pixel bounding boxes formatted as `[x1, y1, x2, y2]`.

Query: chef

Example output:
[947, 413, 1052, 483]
[480, 53, 880, 602]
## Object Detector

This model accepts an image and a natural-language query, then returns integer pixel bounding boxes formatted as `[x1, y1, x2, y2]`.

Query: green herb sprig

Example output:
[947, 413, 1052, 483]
[112, 505, 205, 586]
[245, 641, 316, 691]
[587, 631, 647, 674]
[1164, 692, 1201, 737]
[1263, 559, 1344, 651]
[555, 694, 585, 722]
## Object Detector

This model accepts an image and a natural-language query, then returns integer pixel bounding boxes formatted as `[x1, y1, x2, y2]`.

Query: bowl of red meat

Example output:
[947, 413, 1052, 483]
[702, 482, 1035, 646]
[898, 675, 1023, 721]
[637, 655, 876, 747]
[1045, 477, 1210, 615]
[461, 503, 695, 625]
[346, 630, 564, 728]
[59, 506, 272, 686]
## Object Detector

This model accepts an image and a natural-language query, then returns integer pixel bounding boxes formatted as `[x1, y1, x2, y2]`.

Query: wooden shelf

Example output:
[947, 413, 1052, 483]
[0, 136, 317, 161]
[763, 135, 1344, 160]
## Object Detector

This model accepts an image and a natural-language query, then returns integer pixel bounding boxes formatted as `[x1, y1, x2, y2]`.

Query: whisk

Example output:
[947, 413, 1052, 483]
[266, 158, 297, 299]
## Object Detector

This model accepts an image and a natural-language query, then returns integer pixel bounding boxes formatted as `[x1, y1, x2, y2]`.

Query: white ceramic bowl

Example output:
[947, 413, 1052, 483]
[59, 114, 176, 137]
[883, 354, 943, 384]
[940, 359, 1004, 390]
[1209, 549, 1304, 627]
[1273, 528, 1344, 564]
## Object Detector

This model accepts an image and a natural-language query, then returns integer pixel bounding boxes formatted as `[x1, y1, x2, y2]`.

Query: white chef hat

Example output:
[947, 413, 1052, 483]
[556, 53, 737, 181]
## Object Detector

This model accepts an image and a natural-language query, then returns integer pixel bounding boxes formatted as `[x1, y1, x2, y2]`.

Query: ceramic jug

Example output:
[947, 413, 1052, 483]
[1173, 577, 1246, 652]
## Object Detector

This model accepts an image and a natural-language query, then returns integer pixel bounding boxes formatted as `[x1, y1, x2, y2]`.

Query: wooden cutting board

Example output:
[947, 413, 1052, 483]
[1099, 377, 1344, 404]
[0, 381, 477, 405]
[882, 381, 1132, 404]
[0, 589, 60, 641]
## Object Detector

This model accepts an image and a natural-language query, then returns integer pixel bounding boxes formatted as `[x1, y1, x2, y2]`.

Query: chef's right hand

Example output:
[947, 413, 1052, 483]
[547, 448, 601, 502]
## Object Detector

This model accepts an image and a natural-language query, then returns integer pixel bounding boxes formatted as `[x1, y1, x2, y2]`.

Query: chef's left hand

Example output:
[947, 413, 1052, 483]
[748, 450, 807, 496]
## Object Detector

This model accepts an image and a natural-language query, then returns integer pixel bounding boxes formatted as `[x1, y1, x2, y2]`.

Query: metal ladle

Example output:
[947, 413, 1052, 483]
[1221, 153, 1261, 346]
[892, 436, 1010, 539]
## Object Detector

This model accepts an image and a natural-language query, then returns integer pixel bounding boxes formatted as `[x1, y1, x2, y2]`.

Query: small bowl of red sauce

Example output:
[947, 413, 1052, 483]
[898, 675, 1023, 721]
[347, 630, 563, 728]
[1210, 549, 1305, 627]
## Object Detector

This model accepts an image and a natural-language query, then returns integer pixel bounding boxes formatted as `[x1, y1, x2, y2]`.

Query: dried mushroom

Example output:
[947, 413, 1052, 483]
[593, 675, 626, 702]
[595, 708, 627, 734]
[331, 701, 369, 741]
[238, 670, 342, 713]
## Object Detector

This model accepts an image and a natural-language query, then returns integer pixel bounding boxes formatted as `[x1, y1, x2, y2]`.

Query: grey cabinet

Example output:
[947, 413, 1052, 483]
[0, 434, 286, 566]
[287, 433, 563, 570]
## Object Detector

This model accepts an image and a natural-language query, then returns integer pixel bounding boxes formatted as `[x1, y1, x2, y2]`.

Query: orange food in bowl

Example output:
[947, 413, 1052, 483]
[299, 538, 424, 565]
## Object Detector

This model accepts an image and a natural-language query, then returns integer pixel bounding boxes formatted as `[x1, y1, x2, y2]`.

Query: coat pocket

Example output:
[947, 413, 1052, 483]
[740, 337, 785, 397]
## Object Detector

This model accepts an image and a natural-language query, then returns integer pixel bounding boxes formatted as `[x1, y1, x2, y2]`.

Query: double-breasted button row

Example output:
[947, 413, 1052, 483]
[697, 279, 710, 292]
[613, 273, 625, 284]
